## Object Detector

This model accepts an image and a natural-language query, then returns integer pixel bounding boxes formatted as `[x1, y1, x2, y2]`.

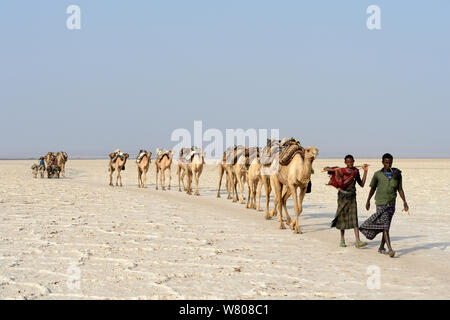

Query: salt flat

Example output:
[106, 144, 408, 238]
[0, 159, 449, 299]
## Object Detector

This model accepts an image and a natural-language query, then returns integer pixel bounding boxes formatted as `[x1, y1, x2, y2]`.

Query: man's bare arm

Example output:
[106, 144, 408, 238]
[366, 187, 376, 210]
[398, 189, 409, 212]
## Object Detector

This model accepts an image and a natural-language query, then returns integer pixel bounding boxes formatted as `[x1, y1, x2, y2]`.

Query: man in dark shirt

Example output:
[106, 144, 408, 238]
[360, 153, 409, 257]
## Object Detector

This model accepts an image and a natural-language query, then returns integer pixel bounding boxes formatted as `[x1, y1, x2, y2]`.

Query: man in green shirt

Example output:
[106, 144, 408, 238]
[359, 153, 409, 257]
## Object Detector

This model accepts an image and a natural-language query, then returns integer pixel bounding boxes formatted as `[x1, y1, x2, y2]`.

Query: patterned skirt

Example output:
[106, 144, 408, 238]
[331, 192, 358, 230]
[359, 203, 396, 240]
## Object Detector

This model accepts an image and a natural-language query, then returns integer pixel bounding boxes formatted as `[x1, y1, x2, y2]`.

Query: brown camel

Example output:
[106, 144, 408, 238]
[246, 147, 262, 210]
[31, 164, 39, 178]
[217, 162, 232, 199]
[155, 149, 173, 190]
[136, 150, 152, 188]
[185, 149, 205, 196]
[270, 146, 319, 233]
[260, 139, 282, 219]
[56, 152, 68, 177]
[217, 146, 248, 203]
[108, 151, 129, 186]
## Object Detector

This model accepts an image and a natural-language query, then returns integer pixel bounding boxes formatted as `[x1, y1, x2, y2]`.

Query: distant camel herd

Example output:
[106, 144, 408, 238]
[31, 151, 68, 179]
[104, 138, 319, 233]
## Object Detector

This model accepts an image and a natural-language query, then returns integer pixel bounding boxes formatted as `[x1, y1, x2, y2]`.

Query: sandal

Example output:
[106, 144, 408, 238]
[355, 241, 367, 248]
[340, 241, 347, 247]
[387, 249, 396, 258]
[378, 248, 387, 254]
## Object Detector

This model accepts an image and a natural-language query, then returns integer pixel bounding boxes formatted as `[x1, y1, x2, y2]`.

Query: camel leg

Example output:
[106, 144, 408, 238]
[270, 176, 285, 229]
[115, 169, 119, 186]
[142, 168, 146, 188]
[118, 169, 123, 187]
[290, 187, 307, 234]
[247, 179, 254, 209]
[282, 187, 292, 225]
[168, 167, 172, 190]
[181, 169, 186, 191]
[109, 167, 114, 186]
[226, 171, 232, 199]
[217, 164, 224, 198]
[177, 165, 182, 192]
[252, 180, 258, 209]
[229, 171, 238, 202]
[186, 169, 192, 195]
[256, 178, 262, 211]
[237, 171, 245, 204]
[194, 170, 200, 196]
[137, 167, 141, 188]
[161, 168, 165, 190]
[155, 164, 159, 190]
[263, 177, 271, 219]
[246, 176, 252, 209]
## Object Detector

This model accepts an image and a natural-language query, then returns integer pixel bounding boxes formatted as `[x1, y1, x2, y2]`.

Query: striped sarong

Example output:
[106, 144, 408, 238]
[359, 203, 395, 240]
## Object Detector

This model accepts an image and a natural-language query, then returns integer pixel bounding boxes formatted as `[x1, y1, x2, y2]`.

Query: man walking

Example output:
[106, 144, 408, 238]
[360, 153, 409, 257]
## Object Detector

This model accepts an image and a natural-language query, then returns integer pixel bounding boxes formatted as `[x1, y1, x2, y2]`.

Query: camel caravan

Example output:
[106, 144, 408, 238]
[31, 152, 68, 179]
[106, 137, 317, 233]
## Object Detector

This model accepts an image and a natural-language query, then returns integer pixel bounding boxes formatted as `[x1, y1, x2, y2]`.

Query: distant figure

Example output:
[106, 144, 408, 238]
[360, 153, 409, 258]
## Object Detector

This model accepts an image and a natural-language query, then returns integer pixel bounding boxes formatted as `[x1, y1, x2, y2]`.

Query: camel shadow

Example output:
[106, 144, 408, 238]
[302, 212, 333, 220]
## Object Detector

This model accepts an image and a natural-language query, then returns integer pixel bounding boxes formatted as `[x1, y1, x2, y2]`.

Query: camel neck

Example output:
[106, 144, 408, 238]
[298, 154, 313, 184]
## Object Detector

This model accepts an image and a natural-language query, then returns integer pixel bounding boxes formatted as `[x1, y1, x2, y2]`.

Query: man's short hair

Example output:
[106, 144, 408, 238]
[344, 154, 354, 161]
[382, 153, 393, 161]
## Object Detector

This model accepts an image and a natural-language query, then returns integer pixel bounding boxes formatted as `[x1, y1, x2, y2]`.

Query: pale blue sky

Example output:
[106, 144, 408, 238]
[0, 1, 449, 158]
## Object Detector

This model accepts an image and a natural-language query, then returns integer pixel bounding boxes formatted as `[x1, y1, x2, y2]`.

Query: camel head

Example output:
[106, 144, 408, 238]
[304, 146, 319, 162]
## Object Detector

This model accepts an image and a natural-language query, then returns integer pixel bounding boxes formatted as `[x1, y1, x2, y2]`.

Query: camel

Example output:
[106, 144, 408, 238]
[177, 148, 191, 192]
[56, 152, 68, 177]
[269, 145, 319, 233]
[185, 148, 205, 196]
[44, 152, 56, 167]
[217, 146, 248, 203]
[217, 162, 232, 199]
[155, 149, 173, 190]
[108, 150, 129, 186]
[259, 139, 282, 219]
[246, 147, 262, 210]
[31, 164, 39, 178]
[38, 164, 45, 178]
[136, 150, 152, 188]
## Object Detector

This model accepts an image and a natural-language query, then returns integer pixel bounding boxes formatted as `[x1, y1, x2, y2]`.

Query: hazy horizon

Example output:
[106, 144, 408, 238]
[1, 1, 449, 158]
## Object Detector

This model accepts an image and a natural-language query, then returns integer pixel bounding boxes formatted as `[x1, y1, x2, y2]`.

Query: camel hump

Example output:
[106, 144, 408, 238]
[279, 143, 304, 166]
